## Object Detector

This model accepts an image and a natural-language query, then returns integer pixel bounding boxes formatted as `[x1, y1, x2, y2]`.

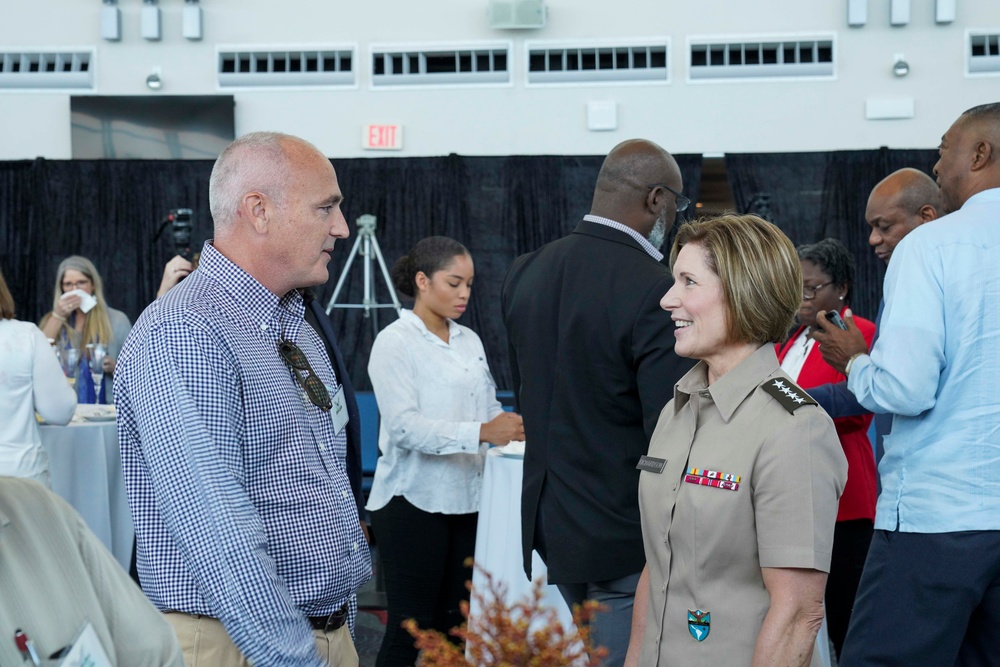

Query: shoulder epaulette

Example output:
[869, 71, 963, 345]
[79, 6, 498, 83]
[760, 377, 817, 414]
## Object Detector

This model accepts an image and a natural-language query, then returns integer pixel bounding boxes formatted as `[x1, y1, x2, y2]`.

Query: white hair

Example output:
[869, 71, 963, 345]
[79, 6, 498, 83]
[208, 131, 321, 229]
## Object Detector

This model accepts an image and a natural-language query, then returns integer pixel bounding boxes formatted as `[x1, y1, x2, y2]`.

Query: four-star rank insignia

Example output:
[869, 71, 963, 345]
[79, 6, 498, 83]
[688, 609, 711, 641]
[761, 377, 817, 414]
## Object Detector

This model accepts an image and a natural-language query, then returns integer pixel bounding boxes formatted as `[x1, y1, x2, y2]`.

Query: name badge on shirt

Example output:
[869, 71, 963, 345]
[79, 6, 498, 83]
[329, 386, 349, 435]
[52, 622, 113, 667]
[636, 455, 667, 474]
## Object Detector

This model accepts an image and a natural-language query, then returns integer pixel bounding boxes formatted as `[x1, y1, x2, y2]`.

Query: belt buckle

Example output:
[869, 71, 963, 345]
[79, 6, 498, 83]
[320, 604, 348, 632]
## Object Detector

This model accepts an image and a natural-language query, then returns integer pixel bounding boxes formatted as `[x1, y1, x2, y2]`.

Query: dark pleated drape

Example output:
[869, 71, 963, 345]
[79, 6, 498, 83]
[0, 153, 701, 391]
[726, 148, 938, 323]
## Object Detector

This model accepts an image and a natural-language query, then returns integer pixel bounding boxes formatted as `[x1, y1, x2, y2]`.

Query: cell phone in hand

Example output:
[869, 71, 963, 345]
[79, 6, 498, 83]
[825, 310, 848, 330]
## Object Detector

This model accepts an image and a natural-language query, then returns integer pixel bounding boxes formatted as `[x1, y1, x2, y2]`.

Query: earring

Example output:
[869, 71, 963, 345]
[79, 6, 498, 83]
[839, 296, 844, 300]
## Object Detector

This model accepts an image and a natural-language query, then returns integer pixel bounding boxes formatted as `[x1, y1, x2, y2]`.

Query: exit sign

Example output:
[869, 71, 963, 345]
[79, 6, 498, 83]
[363, 124, 403, 151]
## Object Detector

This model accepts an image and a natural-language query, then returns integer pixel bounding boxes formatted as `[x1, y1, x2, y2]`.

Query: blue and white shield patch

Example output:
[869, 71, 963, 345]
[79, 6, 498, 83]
[688, 609, 711, 642]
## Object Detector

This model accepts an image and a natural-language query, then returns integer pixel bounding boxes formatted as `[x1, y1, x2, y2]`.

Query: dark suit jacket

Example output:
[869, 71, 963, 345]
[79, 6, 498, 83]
[501, 220, 691, 584]
[304, 295, 366, 519]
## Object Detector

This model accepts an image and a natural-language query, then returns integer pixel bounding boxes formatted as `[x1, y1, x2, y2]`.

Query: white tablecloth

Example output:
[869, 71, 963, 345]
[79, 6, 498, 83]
[471, 448, 831, 667]
[470, 448, 576, 633]
[39, 410, 133, 570]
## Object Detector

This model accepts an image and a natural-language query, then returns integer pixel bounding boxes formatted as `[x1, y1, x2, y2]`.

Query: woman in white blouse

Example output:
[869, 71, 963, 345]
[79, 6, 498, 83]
[0, 265, 76, 485]
[367, 236, 524, 667]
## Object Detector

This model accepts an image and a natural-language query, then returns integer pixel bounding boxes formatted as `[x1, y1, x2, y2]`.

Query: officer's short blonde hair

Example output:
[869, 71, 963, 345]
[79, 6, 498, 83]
[669, 214, 801, 345]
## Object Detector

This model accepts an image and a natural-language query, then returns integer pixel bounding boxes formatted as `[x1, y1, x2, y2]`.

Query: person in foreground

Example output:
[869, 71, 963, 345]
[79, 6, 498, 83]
[0, 477, 183, 666]
[775, 238, 876, 659]
[0, 265, 76, 485]
[116, 131, 371, 667]
[819, 103, 1000, 666]
[502, 139, 692, 665]
[367, 236, 524, 666]
[625, 215, 847, 667]
[39, 255, 131, 403]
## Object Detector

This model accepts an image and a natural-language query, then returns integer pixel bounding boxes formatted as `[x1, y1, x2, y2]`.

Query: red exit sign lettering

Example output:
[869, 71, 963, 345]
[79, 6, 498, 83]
[363, 124, 403, 151]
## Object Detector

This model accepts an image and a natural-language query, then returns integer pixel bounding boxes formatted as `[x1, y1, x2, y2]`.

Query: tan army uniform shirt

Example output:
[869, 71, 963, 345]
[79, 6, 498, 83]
[637, 344, 846, 666]
[0, 478, 183, 667]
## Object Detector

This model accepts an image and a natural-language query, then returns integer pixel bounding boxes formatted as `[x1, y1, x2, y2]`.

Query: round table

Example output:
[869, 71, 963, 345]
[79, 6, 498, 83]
[39, 410, 133, 570]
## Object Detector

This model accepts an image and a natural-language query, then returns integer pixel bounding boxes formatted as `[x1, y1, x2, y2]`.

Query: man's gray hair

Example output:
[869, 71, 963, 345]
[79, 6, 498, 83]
[209, 131, 311, 229]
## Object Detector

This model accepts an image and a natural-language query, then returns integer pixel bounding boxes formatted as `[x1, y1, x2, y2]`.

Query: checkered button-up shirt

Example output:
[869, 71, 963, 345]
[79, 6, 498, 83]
[116, 242, 371, 667]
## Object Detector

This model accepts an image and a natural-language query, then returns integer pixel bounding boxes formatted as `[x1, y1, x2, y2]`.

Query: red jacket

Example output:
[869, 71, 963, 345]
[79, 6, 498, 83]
[775, 308, 878, 522]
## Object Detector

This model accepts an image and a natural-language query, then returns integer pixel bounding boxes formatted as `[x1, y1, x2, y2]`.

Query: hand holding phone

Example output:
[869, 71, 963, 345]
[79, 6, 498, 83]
[824, 310, 848, 330]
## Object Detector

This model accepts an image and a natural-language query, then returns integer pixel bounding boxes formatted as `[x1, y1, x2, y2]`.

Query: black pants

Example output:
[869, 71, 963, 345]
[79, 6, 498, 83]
[840, 529, 1000, 667]
[824, 518, 873, 659]
[371, 496, 477, 667]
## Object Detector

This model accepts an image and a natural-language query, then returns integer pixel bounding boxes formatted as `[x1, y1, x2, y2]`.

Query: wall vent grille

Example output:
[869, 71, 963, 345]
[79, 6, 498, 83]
[217, 48, 354, 87]
[689, 38, 834, 80]
[969, 33, 1000, 74]
[0, 50, 93, 89]
[526, 42, 668, 84]
[371, 45, 510, 86]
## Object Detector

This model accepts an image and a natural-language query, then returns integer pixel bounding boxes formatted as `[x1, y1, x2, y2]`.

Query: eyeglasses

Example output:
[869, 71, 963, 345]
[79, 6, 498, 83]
[61, 278, 92, 291]
[277, 339, 332, 411]
[802, 282, 833, 300]
[647, 183, 691, 213]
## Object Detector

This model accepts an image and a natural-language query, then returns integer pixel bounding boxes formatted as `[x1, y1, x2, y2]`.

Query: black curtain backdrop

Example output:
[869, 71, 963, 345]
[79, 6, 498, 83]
[726, 148, 938, 324]
[0, 153, 701, 391]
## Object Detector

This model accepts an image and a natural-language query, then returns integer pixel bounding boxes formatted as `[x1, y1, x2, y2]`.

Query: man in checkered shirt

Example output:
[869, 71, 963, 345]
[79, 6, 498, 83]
[115, 132, 372, 667]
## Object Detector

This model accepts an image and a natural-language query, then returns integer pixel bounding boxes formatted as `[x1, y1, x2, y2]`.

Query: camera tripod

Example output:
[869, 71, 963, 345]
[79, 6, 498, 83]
[325, 214, 401, 335]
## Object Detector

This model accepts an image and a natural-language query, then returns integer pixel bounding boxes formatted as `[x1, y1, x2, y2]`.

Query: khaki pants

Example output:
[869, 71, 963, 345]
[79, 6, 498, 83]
[164, 612, 359, 667]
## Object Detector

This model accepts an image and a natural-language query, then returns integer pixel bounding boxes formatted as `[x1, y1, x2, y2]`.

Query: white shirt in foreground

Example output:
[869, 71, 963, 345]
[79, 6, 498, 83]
[366, 309, 504, 515]
[0, 319, 76, 484]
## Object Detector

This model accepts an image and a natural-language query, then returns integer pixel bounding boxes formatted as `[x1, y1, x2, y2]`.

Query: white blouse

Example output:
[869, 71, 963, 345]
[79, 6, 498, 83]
[0, 319, 77, 484]
[366, 309, 504, 514]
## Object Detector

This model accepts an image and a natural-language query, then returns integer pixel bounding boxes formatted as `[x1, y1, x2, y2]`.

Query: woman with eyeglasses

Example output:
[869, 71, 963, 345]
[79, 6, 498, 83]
[774, 237, 877, 660]
[366, 236, 524, 667]
[39, 256, 132, 403]
[0, 264, 76, 485]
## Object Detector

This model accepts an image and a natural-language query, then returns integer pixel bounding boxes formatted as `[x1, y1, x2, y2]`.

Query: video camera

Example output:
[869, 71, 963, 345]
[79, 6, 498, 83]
[168, 208, 194, 260]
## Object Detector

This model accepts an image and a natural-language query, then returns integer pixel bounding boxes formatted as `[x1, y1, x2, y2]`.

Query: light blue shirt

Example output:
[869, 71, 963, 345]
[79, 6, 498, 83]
[848, 187, 1000, 533]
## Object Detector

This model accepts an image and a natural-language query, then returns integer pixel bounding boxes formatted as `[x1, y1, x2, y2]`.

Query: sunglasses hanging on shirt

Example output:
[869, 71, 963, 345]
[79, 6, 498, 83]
[277, 338, 332, 411]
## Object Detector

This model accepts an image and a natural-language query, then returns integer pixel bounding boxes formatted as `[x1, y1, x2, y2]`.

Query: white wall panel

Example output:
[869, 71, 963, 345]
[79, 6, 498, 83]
[0, 0, 997, 159]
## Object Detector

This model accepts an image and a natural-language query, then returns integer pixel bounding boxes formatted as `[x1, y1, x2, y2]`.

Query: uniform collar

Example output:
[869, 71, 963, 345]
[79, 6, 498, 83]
[674, 344, 780, 422]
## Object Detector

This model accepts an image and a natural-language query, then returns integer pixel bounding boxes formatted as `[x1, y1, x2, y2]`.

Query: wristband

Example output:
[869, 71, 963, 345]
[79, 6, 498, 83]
[844, 352, 866, 376]
[51, 312, 67, 323]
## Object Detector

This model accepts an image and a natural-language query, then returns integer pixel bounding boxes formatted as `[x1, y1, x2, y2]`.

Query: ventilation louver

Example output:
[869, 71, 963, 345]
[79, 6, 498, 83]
[371, 45, 510, 86]
[0, 51, 93, 89]
[527, 43, 668, 84]
[689, 38, 834, 80]
[218, 49, 354, 87]
[969, 34, 1000, 74]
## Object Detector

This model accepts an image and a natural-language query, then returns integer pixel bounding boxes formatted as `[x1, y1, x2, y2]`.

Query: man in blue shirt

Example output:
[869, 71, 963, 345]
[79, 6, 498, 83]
[116, 132, 371, 667]
[810, 167, 942, 468]
[814, 103, 1000, 666]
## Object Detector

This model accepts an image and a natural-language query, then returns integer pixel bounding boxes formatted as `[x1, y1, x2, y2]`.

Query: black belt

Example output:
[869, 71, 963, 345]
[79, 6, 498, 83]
[307, 603, 349, 632]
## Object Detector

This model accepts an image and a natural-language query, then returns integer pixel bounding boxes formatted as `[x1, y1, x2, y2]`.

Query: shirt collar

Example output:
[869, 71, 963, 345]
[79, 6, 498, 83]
[197, 241, 305, 338]
[399, 308, 462, 344]
[674, 344, 780, 422]
[582, 214, 664, 262]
